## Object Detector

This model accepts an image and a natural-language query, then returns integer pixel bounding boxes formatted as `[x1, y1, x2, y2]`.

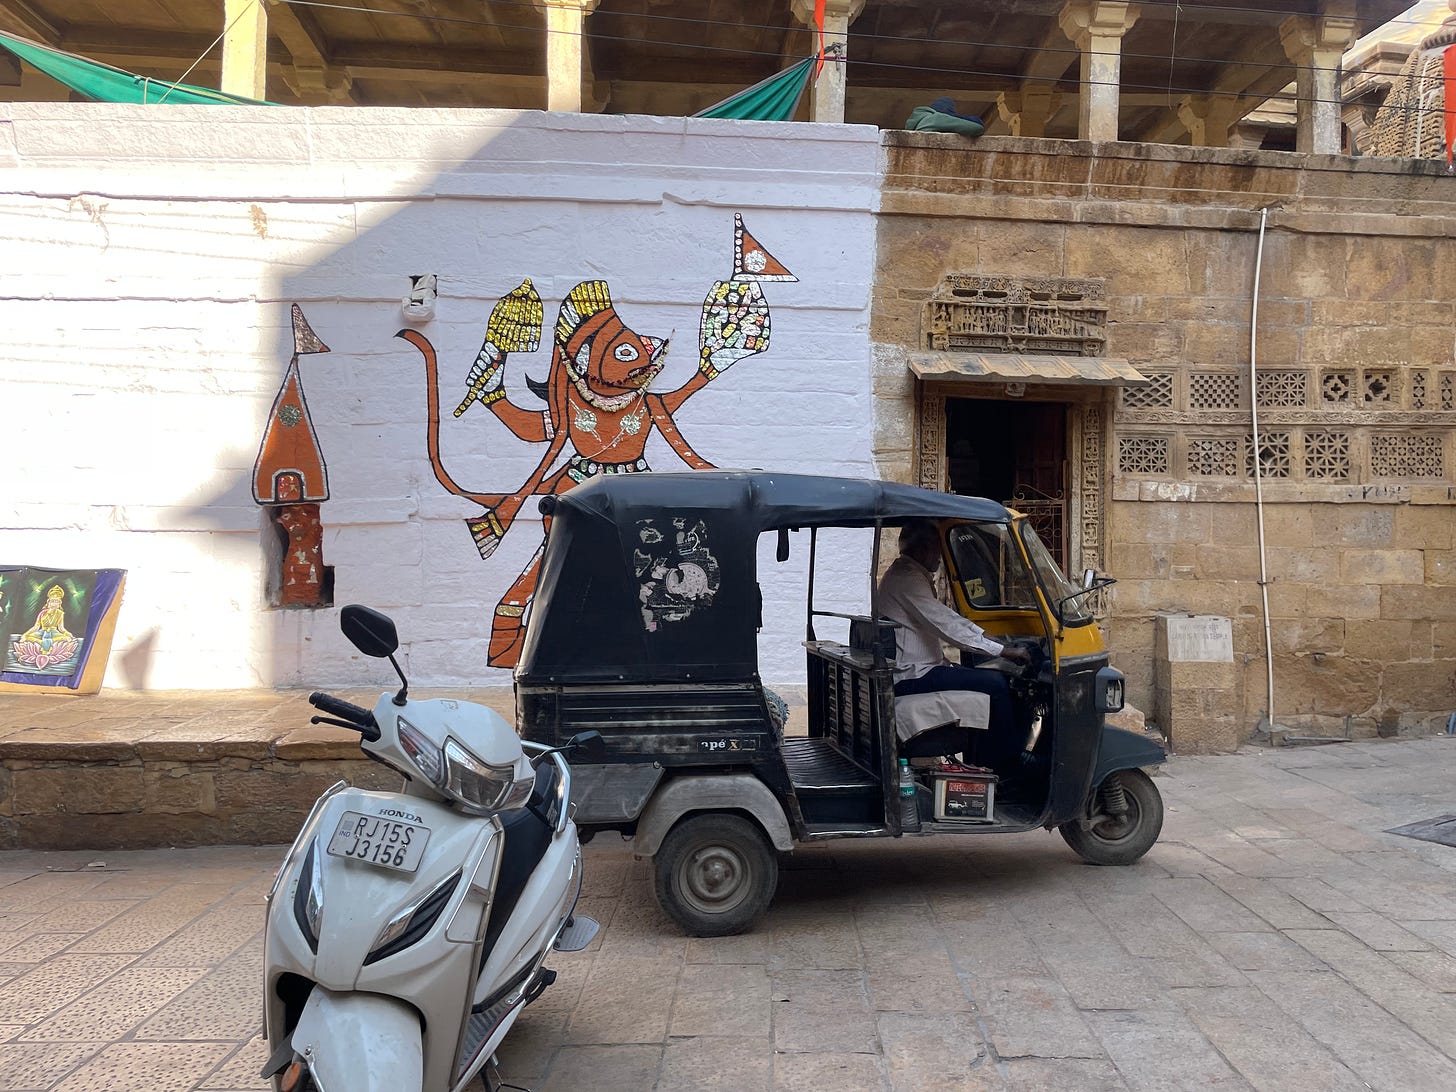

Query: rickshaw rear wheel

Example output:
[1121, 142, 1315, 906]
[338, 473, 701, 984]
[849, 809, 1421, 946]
[654, 812, 777, 937]
[1059, 768, 1163, 866]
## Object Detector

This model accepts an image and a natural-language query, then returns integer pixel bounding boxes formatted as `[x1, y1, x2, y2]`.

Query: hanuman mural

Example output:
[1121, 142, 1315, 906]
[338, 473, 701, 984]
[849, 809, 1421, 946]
[396, 214, 796, 667]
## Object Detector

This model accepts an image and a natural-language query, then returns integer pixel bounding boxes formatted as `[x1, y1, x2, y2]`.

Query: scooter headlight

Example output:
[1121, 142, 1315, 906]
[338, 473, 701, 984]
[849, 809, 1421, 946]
[442, 736, 532, 814]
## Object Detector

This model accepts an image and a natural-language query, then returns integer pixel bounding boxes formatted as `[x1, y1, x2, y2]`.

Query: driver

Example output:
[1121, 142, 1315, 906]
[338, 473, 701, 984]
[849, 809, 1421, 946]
[877, 519, 1033, 767]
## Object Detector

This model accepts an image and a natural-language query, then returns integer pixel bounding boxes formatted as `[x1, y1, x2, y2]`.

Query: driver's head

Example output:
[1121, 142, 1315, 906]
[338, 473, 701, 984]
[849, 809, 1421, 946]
[897, 519, 942, 571]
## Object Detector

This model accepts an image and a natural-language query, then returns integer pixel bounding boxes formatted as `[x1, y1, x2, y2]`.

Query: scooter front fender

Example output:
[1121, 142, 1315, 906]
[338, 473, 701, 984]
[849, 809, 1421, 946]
[290, 987, 422, 1092]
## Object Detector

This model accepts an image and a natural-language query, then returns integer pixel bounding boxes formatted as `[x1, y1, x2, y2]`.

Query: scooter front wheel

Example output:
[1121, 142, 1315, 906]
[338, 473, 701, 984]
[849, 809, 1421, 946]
[654, 812, 777, 937]
[1059, 768, 1163, 866]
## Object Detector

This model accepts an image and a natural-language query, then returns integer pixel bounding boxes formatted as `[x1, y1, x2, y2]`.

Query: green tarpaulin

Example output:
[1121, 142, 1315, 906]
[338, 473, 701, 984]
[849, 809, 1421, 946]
[0, 30, 273, 105]
[694, 56, 814, 122]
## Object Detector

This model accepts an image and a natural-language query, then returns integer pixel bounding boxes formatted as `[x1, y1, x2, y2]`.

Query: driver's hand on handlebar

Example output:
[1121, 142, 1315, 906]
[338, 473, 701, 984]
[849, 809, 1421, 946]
[998, 645, 1033, 666]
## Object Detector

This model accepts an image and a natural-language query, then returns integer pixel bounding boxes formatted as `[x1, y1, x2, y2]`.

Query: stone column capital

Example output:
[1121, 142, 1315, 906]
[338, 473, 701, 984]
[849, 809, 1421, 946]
[533, 0, 600, 12]
[1177, 93, 1243, 145]
[997, 87, 1062, 136]
[1059, 1, 1140, 46]
[1279, 13, 1358, 63]
[790, 0, 867, 27]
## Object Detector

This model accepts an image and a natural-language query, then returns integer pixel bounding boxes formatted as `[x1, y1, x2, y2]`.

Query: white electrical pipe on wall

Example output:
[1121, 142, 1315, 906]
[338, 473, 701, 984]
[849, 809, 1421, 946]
[1249, 207, 1276, 736]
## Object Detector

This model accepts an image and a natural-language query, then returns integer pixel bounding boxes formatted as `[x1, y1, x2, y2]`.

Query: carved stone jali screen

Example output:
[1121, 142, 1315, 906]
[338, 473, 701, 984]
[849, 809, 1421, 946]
[1115, 366, 1455, 487]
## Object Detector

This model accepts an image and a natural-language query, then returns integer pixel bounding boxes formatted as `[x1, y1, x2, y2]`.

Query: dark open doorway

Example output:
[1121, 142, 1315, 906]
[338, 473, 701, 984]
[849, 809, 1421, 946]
[946, 398, 1069, 568]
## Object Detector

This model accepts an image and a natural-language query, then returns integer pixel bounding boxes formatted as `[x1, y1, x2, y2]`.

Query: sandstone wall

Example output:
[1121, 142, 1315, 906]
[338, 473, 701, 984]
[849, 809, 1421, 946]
[874, 134, 1456, 750]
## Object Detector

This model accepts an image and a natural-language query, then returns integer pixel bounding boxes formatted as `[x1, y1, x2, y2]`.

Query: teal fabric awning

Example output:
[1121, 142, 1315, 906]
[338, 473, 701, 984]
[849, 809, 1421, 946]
[0, 30, 274, 105]
[694, 57, 814, 122]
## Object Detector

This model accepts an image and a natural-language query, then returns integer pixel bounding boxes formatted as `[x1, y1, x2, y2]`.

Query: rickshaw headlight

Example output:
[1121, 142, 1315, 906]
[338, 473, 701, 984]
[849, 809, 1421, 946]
[1096, 668, 1125, 714]
[442, 737, 532, 813]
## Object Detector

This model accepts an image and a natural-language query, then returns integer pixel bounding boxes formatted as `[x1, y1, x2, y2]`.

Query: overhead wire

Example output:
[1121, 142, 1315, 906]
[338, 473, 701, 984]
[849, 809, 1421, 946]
[275, 0, 1442, 117]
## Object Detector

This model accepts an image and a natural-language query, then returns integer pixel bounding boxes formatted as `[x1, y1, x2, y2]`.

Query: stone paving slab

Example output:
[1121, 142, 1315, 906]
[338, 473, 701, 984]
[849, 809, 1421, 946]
[0, 737, 1454, 1088]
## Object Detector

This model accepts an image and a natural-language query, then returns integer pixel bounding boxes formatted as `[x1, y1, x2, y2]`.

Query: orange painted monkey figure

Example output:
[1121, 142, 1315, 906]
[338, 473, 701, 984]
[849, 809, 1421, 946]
[398, 275, 765, 667]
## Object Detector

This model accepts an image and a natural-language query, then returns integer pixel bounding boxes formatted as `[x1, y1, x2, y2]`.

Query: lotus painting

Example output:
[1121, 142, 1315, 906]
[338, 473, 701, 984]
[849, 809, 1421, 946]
[0, 566, 127, 693]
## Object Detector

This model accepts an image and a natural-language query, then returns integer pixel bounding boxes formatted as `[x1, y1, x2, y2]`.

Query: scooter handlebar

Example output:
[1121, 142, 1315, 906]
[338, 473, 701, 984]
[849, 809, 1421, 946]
[308, 691, 380, 739]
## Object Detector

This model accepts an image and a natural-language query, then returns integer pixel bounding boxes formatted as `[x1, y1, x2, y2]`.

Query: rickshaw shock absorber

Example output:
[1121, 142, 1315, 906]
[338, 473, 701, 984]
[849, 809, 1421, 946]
[1098, 774, 1129, 817]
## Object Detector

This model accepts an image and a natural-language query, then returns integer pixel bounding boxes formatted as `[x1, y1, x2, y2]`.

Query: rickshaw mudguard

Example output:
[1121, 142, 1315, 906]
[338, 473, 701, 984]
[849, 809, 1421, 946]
[630, 775, 795, 857]
[1090, 725, 1167, 792]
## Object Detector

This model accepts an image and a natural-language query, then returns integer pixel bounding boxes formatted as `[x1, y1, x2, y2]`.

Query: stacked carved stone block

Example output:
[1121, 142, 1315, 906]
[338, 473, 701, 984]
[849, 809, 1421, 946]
[1154, 614, 1241, 754]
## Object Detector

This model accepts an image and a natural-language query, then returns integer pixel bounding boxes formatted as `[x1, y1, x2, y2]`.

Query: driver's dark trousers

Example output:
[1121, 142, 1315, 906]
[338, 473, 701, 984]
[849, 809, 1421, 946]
[893, 665, 1029, 770]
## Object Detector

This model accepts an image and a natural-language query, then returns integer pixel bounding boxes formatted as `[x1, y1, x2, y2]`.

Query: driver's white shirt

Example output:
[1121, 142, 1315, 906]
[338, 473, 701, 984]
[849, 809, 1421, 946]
[877, 555, 1005, 683]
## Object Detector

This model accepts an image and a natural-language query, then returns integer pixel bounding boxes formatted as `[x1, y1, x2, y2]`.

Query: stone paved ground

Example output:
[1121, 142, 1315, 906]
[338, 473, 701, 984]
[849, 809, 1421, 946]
[2, 737, 1456, 1090]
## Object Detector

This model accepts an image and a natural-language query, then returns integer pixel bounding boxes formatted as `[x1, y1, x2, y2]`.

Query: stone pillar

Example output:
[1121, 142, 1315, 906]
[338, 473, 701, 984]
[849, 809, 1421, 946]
[791, 0, 867, 123]
[221, 0, 268, 100]
[996, 88, 1062, 137]
[1176, 94, 1243, 147]
[1059, 1, 1140, 142]
[1154, 614, 1242, 754]
[537, 0, 600, 113]
[1280, 9, 1358, 154]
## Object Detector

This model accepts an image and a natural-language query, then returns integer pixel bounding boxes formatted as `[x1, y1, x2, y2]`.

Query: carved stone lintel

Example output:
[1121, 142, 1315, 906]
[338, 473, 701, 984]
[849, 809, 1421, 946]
[923, 274, 1108, 355]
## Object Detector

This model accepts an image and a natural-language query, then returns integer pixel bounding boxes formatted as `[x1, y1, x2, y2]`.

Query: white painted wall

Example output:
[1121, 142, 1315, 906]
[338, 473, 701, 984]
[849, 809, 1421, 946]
[0, 105, 881, 690]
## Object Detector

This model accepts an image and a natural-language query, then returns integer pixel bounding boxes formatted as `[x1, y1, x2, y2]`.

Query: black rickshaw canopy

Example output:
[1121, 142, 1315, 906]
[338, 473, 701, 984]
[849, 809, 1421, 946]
[515, 471, 1013, 686]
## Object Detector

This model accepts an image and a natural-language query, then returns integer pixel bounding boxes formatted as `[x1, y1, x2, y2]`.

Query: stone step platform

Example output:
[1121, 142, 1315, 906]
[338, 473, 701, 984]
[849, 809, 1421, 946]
[0, 688, 514, 850]
[0, 686, 813, 851]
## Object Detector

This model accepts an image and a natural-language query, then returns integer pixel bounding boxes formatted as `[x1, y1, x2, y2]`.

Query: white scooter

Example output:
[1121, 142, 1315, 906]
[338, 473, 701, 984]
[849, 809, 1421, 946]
[262, 604, 602, 1092]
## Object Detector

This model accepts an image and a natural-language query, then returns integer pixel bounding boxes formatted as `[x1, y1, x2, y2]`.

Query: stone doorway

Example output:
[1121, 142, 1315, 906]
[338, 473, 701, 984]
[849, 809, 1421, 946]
[946, 398, 1070, 568]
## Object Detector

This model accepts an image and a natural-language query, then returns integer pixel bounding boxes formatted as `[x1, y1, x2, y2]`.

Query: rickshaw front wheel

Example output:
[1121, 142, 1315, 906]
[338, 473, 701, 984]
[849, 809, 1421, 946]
[1059, 768, 1163, 866]
[654, 812, 778, 937]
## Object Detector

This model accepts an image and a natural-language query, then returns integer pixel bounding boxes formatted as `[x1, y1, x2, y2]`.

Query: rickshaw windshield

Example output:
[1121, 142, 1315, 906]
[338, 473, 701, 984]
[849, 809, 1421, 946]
[1019, 523, 1094, 626]
[945, 522, 1040, 611]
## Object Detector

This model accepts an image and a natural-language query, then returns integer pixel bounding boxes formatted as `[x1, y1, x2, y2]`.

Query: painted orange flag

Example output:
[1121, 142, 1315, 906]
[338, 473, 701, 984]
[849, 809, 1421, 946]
[1445, 44, 1456, 164]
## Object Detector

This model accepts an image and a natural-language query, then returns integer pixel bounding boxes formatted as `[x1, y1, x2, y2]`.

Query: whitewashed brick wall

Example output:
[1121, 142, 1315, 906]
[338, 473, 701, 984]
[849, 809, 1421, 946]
[0, 105, 881, 690]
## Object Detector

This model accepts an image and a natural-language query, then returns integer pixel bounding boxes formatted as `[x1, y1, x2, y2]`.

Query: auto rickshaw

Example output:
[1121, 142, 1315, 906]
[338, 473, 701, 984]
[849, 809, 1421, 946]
[517, 470, 1166, 936]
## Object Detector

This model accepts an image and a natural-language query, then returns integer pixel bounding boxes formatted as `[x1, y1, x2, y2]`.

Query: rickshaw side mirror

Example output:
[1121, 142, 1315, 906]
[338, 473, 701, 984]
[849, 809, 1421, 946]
[1082, 567, 1097, 589]
[776, 528, 791, 562]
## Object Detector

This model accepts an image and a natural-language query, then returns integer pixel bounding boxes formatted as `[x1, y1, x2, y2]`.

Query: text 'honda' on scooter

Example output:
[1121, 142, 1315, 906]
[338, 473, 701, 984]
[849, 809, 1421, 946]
[262, 603, 603, 1092]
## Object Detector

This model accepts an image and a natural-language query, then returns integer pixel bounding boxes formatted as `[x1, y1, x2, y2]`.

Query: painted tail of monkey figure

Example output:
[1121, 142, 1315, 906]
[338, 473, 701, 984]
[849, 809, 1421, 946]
[396, 216, 796, 668]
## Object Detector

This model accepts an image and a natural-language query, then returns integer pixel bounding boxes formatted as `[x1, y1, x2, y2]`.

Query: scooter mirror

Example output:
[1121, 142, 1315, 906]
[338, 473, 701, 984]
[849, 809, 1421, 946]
[568, 730, 606, 761]
[340, 604, 400, 658]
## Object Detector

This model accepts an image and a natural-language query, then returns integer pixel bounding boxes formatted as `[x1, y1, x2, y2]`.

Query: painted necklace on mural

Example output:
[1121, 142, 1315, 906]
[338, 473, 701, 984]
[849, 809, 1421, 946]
[574, 404, 600, 439]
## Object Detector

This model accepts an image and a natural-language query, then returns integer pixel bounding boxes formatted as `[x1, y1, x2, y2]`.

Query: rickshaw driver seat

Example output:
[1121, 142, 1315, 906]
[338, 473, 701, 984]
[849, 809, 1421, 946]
[894, 690, 990, 761]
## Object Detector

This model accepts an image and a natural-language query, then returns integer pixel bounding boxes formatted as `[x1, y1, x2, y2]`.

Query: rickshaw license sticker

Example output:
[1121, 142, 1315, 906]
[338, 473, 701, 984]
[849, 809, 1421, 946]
[327, 810, 431, 873]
